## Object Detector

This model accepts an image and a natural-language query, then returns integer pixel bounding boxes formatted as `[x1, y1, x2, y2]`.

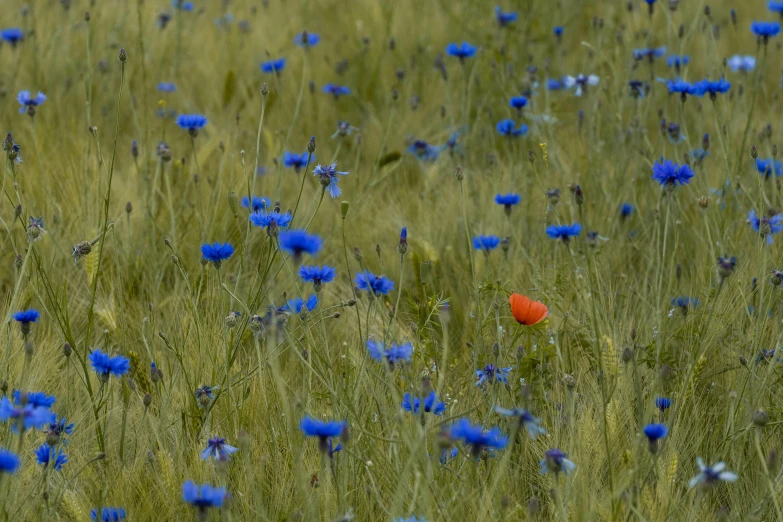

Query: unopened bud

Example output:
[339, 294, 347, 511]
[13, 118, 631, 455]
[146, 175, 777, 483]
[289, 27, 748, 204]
[753, 409, 769, 427]
[307, 136, 316, 153]
[340, 201, 349, 219]
[227, 191, 239, 217]
[118, 48, 127, 62]
[260, 83, 269, 96]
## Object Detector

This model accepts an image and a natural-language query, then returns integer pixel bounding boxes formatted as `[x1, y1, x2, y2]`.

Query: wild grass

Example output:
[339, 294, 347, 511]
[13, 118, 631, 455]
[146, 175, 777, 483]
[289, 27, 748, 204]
[0, 0, 781, 520]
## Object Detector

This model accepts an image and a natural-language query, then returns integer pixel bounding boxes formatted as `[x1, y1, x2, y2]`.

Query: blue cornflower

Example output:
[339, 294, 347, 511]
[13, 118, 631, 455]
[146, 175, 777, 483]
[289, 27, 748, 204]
[402, 391, 446, 416]
[89, 349, 130, 381]
[540, 448, 577, 475]
[283, 151, 310, 171]
[90, 508, 127, 522]
[547, 78, 564, 90]
[655, 397, 672, 411]
[157, 82, 177, 92]
[633, 47, 666, 61]
[17, 91, 46, 114]
[509, 96, 528, 109]
[284, 295, 318, 314]
[562, 74, 599, 96]
[0, 28, 24, 46]
[327, 438, 342, 458]
[201, 242, 235, 266]
[495, 407, 547, 439]
[367, 340, 414, 364]
[644, 423, 668, 454]
[13, 308, 39, 336]
[322, 84, 351, 99]
[13, 391, 54, 409]
[44, 415, 75, 444]
[756, 158, 782, 178]
[279, 230, 323, 260]
[546, 223, 582, 242]
[698, 78, 731, 98]
[651, 159, 694, 188]
[553, 26, 564, 37]
[35, 444, 67, 471]
[752, 21, 781, 40]
[249, 211, 292, 230]
[440, 447, 459, 464]
[0, 397, 51, 431]
[472, 235, 500, 252]
[689, 458, 738, 489]
[496, 118, 527, 137]
[0, 449, 20, 474]
[445, 41, 477, 62]
[476, 364, 512, 386]
[771, 1, 783, 13]
[313, 162, 349, 198]
[182, 481, 226, 512]
[749, 209, 783, 244]
[727, 55, 756, 72]
[495, 193, 521, 215]
[201, 436, 238, 462]
[299, 265, 336, 290]
[691, 148, 709, 162]
[176, 114, 208, 136]
[260, 58, 286, 74]
[619, 202, 635, 219]
[172, 0, 194, 10]
[671, 297, 699, 315]
[241, 196, 271, 212]
[300, 417, 347, 452]
[666, 55, 690, 68]
[355, 271, 395, 295]
[495, 6, 518, 27]
[449, 419, 508, 457]
[294, 31, 320, 47]
[194, 385, 217, 407]
[664, 78, 704, 99]
[407, 140, 441, 162]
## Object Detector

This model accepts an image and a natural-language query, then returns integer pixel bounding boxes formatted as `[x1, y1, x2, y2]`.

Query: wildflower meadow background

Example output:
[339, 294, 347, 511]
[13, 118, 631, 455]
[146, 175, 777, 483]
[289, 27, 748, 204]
[2, 0, 783, 520]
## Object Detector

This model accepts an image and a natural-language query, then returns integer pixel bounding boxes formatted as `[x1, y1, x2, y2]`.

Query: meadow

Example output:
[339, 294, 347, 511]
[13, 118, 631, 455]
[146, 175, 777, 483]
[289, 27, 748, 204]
[0, 0, 782, 520]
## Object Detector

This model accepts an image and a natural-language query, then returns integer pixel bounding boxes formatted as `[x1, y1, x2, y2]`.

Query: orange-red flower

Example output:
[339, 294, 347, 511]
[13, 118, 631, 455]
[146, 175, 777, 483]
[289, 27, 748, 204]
[508, 293, 548, 326]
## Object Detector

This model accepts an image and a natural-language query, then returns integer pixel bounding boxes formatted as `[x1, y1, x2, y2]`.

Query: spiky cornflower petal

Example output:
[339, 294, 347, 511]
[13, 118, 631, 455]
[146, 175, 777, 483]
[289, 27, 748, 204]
[472, 235, 501, 251]
[90, 507, 127, 522]
[355, 271, 395, 295]
[0, 449, 20, 474]
[182, 481, 226, 509]
[88, 349, 130, 379]
[260, 58, 286, 73]
[176, 114, 208, 131]
[279, 230, 323, 259]
[445, 41, 477, 60]
[546, 223, 582, 241]
[367, 340, 413, 364]
[201, 437, 239, 462]
[540, 448, 577, 475]
[35, 444, 67, 471]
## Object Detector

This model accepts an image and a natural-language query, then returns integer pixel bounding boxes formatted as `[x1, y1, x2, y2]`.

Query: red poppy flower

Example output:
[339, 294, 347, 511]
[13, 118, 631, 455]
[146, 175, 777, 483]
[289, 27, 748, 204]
[508, 293, 548, 326]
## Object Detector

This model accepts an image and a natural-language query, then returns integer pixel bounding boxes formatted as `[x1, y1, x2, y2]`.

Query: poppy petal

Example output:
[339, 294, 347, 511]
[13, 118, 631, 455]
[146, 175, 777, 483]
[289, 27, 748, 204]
[509, 292, 549, 325]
